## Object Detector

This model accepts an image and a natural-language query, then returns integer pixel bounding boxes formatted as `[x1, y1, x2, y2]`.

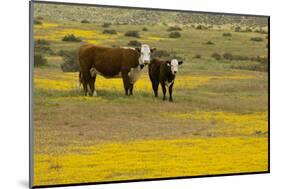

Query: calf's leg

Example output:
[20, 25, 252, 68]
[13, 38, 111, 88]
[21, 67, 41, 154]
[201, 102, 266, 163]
[168, 83, 174, 102]
[129, 84, 134, 95]
[161, 82, 167, 101]
[152, 80, 159, 97]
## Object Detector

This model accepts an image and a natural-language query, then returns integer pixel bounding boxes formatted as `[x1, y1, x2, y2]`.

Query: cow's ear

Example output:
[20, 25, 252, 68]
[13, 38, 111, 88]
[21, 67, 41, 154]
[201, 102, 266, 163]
[151, 48, 156, 53]
[178, 61, 183, 65]
[166, 61, 171, 66]
[135, 48, 141, 53]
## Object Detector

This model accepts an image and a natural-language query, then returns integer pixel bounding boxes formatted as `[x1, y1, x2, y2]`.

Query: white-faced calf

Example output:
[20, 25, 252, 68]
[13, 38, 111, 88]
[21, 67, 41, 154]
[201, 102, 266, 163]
[148, 58, 183, 101]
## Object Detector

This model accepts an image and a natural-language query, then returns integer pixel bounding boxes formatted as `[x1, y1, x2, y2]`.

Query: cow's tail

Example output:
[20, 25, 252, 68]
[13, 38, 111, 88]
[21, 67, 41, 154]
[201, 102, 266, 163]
[78, 71, 82, 88]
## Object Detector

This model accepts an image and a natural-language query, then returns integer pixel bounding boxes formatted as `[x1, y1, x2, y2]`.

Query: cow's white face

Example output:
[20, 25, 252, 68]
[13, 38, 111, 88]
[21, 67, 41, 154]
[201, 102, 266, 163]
[167, 59, 183, 75]
[137, 44, 156, 65]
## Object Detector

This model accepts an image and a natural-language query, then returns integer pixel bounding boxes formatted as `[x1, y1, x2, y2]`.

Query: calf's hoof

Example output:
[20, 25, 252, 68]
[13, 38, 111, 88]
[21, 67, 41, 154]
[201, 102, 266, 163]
[163, 97, 166, 101]
[169, 98, 173, 102]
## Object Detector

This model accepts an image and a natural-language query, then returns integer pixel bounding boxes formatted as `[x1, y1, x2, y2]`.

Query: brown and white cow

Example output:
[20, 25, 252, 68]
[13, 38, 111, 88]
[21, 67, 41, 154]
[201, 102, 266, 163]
[148, 58, 183, 101]
[78, 44, 156, 96]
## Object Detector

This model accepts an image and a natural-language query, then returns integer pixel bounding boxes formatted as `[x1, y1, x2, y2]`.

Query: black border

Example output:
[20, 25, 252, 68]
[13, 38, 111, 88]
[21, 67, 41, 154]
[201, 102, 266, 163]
[29, 1, 270, 188]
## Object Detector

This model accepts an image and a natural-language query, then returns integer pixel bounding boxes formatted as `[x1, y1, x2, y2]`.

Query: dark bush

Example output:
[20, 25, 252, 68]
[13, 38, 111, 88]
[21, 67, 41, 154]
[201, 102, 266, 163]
[62, 34, 82, 42]
[211, 53, 221, 60]
[60, 51, 79, 72]
[245, 27, 252, 32]
[196, 25, 208, 30]
[234, 26, 241, 32]
[222, 32, 232, 37]
[152, 50, 171, 58]
[250, 37, 264, 42]
[169, 31, 181, 38]
[34, 53, 47, 67]
[124, 31, 140, 38]
[35, 39, 49, 45]
[142, 27, 148, 31]
[34, 39, 54, 55]
[36, 16, 44, 20]
[193, 54, 201, 59]
[103, 29, 117, 34]
[167, 26, 182, 31]
[81, 19, 90, 24]
[205, 41, 214, 45]
[34, 19, 42, 25]
[128, 40, 142, 47]
[223, 53, 233, 60]
[102, 22, 111, 27]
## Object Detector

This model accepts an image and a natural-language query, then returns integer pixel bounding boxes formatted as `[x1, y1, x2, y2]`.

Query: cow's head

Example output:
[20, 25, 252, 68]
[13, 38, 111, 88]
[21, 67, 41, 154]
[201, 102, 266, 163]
[166, 59, 183, 75]
[136, 44, 156, 66]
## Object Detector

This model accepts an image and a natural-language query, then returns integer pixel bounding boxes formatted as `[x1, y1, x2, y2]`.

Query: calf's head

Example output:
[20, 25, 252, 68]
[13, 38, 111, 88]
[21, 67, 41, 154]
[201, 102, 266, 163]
[136, 44, 156, 66]
[166, 59, 183, 75]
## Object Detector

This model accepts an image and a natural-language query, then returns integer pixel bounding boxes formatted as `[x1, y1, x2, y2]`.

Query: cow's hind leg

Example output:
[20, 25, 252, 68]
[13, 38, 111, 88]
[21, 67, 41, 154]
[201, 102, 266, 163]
[89, 74, 97, 96]
[161, 82, 167, 101]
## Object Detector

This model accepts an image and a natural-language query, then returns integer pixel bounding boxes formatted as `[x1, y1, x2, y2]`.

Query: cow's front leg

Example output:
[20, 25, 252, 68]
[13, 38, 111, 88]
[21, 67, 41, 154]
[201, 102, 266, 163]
[161, 82, 166, 101]
[122, 71, 130, 95]
[168, 83, 174, 102]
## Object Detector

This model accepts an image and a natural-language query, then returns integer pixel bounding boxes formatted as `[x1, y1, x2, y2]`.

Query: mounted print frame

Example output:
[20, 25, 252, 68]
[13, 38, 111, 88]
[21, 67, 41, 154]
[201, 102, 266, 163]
[29, 0, 270, 188]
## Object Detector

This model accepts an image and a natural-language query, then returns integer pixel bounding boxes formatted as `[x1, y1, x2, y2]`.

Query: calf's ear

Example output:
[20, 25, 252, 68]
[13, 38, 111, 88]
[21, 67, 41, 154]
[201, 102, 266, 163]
[135, 48, 141, 53]
[166, 61, 171, 66]
[178, 61, 183, 65]
[151, 48, 156, 53]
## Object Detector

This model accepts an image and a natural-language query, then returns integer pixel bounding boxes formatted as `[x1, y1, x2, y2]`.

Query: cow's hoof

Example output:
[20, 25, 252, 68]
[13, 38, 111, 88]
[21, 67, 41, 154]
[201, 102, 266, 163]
[169, 99, 173, 102]
[93, 91, 97, 96]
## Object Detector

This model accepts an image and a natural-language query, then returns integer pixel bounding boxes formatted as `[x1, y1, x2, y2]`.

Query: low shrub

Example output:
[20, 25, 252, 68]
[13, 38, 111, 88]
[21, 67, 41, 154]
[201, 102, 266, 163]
[234, 26, 241, 32]
[34, 53, 47, 67]
[205, 41, 214, 45]
[169, 31, 181, 38]
[152, 50, 171, 58]
[34, 19, 42, 25]
[223, 52, 233, 60]
[62, 34, 82, 42]
[222, 32, 232, 37]
[102, 22, 111, 27]
[36, 16, 44, 20]
[60, 51, 79, 72]
[211, 53, 221, 60]
[193, 54, 201, 59]
[250, 37, 264, 42]
[142, 27, 148, 31]
[34, 39, 53, 55]
[128, 40, 142, 47]
[124, 31, 140, 38]
[35, 39, 49, 45]
[81, 19, 90, 24]
[167, 26, 182, 31]
[103, 29, 117, 34]
[196, 25, 208, 30]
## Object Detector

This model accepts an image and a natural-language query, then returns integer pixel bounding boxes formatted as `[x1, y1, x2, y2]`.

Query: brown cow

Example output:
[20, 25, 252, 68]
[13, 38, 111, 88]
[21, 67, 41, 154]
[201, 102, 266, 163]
[78, 44, 156, 96]
[148, 58, 183, 101]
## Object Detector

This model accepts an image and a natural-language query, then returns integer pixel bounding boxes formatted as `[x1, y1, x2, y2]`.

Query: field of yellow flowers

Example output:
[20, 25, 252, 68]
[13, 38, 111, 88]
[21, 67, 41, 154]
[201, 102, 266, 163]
[33, 67, 268, 186]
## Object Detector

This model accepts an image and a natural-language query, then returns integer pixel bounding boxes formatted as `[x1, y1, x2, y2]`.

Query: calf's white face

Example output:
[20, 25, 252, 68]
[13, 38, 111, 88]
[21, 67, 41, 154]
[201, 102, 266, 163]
[136, 44, 156, 65]
[167, 59, 183, 75]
